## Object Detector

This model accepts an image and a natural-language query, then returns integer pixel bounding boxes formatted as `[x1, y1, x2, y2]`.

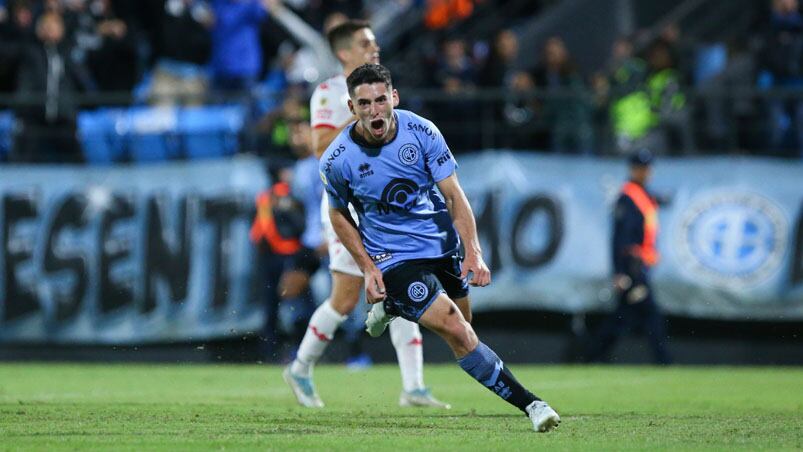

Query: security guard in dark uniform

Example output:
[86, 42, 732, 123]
[585, 150, 672, 364]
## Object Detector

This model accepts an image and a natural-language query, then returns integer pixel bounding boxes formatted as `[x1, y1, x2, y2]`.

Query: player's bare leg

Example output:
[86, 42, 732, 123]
[452, 295, 472, 324]
[418, 294, 560, 432]
[389, 318, 451, 409]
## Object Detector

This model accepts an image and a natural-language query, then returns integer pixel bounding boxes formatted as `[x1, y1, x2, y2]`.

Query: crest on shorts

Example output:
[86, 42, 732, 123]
[407, 281, 428, 303]
[398, 144, 419, 166]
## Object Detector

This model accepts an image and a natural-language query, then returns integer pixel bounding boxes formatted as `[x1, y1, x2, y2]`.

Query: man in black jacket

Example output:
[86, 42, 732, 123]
[13, 11, 90, 163]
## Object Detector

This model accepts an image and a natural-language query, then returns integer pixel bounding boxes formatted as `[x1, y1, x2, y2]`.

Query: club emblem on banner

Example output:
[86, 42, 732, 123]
[674, 191, 788, 289]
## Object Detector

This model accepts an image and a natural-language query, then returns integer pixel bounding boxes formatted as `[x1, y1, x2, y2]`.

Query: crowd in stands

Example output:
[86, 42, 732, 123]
[1, 0, 802, 164]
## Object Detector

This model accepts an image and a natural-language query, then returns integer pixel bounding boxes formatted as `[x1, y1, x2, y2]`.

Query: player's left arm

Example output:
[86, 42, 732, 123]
[436, 173, 491, 287]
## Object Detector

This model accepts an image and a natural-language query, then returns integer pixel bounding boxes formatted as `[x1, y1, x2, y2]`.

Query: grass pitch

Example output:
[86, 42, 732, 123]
[0, 363, 801, 450]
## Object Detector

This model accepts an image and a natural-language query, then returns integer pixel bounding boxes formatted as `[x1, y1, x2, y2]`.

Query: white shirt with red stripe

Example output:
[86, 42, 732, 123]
[310, 74, 352, 131]
[312, 74, 361, 276]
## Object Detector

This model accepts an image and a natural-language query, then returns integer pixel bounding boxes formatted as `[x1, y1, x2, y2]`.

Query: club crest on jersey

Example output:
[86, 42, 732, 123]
[407, 281, 429, 303]
[398, 144, 419, 166]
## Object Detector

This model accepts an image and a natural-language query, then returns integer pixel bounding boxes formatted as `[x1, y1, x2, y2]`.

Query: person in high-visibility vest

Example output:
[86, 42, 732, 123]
[585, 149, 672, 364]
[250, 181, 304, 256]
[251, 172, 320, 362]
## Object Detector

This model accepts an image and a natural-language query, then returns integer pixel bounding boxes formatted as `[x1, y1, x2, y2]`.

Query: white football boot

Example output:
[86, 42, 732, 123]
[365, 302, 395, 338]
[282, 366, 324, 408]
[399, 388, 452, 409]
[526, 400, 560, 432]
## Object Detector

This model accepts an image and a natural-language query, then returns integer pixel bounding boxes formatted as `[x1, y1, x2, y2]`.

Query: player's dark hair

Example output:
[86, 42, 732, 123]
[346, 64, 392, 95]
[327, 19, 371, 54]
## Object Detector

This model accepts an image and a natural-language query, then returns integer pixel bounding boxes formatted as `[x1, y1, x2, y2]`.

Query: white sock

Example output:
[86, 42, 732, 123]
[389, 318, 424, 392]
[291, 300, 347, 377]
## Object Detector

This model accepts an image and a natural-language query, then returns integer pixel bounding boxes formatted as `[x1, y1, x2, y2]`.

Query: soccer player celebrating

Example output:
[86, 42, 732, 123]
[319, 63, 561, 432]
[284, 20, 449, 409]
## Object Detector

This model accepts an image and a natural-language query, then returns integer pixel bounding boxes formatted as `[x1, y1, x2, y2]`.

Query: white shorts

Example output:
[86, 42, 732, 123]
[321, 195, 363, 277]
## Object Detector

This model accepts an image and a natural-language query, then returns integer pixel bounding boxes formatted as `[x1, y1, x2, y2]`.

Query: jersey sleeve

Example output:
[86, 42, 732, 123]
[319, 155, 350, 210]
[423, 122, 457, 182]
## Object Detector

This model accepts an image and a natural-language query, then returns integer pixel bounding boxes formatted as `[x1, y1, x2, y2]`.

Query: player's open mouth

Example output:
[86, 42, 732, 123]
[370, 119, 385, 133]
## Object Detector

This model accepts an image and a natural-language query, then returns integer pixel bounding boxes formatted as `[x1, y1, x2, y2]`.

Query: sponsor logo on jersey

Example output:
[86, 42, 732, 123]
[358, 162, 374, 178]
[406, 122, 434, 138]
[436, 150, 452, 166]
[323, 144, 346, 173]
[371, 252, 393, 264]
[398, 144, 419, 166]
[315, 109, 333, 120]
[377, 178, 418, 214]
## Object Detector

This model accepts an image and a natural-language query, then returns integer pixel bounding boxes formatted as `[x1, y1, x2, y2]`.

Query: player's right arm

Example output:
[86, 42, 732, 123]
[319, 150, 385, 303]
[328, 206, 385, 303]
[312, 122, 353, 158]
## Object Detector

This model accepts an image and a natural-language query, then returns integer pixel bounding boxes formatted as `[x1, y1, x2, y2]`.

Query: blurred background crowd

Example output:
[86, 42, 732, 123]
[1, 0, 803, 165]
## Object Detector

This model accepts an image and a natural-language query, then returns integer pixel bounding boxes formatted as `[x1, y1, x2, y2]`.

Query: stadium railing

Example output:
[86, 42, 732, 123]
[2, 85, 803, 163]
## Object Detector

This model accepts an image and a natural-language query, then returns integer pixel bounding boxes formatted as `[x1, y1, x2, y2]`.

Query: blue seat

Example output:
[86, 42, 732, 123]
[0, 111, 14, 161]
[126, 106, 180, 162]
[179, 105, 244, 159]
[78, 109, 126, 164]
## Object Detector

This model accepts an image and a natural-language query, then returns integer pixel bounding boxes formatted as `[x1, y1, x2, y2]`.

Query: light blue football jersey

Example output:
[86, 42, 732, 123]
[319, 109, 460, 271]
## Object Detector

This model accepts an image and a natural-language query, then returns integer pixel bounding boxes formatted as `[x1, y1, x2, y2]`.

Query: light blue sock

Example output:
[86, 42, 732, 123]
[458, 342, 504, 390]
[458, 341, 537, 412]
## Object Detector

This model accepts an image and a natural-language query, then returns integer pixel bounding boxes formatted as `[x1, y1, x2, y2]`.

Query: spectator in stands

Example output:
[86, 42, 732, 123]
[424, 0, 475, 30]
[604, 35, 651, 155]
[478, 29, 540, 149]
[532, 36, 593, 154]
[760, 0, 803, 157]
[210, 0, 270, 94]
[605, 35, 690, 155]
[643, 40, 691, 154]
[589, 37, 630, 155]
[13, 11, 91, 163]
[435, 36, 477, 95]
[84, 0, 139, 94]
[150, 0, 214, 105]
[432, 36, 479, 151]
[478, 28, 519, 88]
[0, 0, 36, 93]
[254, 86, 309, 159]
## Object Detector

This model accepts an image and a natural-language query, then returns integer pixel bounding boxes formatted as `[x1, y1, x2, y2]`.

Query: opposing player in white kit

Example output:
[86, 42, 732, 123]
[283, 19, 449, 409]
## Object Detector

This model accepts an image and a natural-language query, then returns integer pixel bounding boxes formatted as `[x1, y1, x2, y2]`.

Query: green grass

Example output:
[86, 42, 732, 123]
[0, 364, 801, 451]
